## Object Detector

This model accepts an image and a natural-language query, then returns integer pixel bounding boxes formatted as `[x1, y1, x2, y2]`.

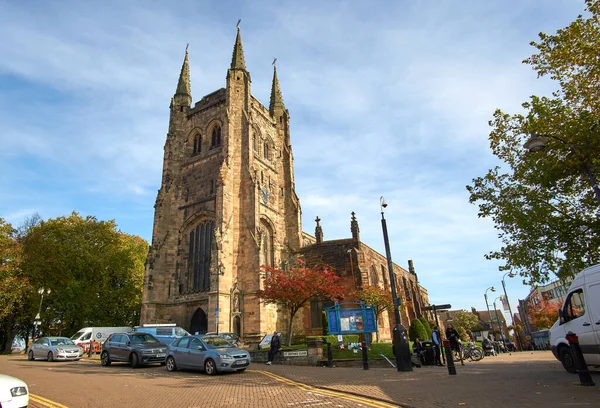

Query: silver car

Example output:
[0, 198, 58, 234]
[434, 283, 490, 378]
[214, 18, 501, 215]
[28, 336, 83, 361]
[166, 335, 251, 375]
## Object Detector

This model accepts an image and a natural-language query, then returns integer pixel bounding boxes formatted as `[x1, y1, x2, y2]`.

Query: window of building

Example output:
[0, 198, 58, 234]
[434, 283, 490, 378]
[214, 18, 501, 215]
[260, 221, 273, 267]
[211, 125, 221, 148]
[381, 265, 388, 289]
[253, 135, 257, 152]
[187, 220, 215, 293]
[193, 134, 201, 156]
[264, 142, 270, 160]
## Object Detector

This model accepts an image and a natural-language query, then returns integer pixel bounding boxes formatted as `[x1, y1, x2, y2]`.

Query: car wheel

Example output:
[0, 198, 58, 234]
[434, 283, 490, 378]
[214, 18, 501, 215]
[204, 359, 217, 375]
[101, 351, 111, 366]
[130, 353, 140, 368]
[166, 356, 177, 372]
[559, 346, 577, 374]
[47, 351, 54, 362]
[28, 350, 35, 361]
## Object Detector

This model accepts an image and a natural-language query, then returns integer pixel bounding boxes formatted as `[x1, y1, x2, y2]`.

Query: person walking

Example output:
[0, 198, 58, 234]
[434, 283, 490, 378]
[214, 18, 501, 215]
[266, 330, 280, 365]
[432, 326, 444, 366]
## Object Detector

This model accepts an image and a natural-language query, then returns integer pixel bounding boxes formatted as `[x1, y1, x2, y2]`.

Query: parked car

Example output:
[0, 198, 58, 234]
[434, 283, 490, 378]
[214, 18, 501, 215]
[166, 335, 251, 375]
[134, 324, 189, 344]
[101, 332, 168, 368]
[28, 336, 84, 361]
[0, 374, 29, 408]
[550, 262, 600, 373]
[206, 332, 241, 346]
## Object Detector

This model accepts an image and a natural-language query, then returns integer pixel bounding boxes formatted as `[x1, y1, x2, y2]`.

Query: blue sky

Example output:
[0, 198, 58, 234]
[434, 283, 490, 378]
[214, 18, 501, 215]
[0, 0, 585, 322]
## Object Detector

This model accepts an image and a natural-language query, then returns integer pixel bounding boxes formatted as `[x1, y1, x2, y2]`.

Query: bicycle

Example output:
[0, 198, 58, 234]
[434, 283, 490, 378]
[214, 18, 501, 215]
[453, 342, 484, 362]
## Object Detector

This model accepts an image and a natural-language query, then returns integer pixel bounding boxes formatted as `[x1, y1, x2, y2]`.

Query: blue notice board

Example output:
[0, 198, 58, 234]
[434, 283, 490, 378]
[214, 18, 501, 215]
[325, 302, 377, 335]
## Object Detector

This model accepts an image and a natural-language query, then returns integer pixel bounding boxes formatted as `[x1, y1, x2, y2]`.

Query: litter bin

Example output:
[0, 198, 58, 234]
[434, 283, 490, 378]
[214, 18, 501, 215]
[420, 340, 435, 366]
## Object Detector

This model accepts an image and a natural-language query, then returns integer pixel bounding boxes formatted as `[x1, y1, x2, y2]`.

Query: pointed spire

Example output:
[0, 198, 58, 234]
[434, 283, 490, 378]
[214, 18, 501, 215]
[350, 211, 360, 241]
[269, 64, 286, 116]
[174, 45, 191, 107]
[230, 26, 247, 70]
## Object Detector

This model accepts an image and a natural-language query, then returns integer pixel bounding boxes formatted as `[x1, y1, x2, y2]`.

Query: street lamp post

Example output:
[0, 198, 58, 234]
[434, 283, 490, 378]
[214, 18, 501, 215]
[524, 133, 600, 205]
[34, 287, 51, 339]
[380, 196, 412, 372]
[493, 297, 507, 349]
[484, 286, 496, 339]
[501, 272, 521, 351]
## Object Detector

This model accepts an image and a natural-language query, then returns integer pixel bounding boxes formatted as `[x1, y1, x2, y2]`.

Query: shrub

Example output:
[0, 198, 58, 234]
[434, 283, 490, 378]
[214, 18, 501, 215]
[419, 316, 432, 340]
[408, 319, 428, 341]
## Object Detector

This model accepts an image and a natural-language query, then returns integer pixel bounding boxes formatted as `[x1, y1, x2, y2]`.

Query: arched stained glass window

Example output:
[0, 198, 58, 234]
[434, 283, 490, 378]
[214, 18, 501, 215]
[211, 125, 221, 148]
[187, 220, 215, 292]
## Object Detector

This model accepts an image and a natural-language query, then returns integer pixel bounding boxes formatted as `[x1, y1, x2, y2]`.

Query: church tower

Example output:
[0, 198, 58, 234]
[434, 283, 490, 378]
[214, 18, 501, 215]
[141, 28, 303, 341]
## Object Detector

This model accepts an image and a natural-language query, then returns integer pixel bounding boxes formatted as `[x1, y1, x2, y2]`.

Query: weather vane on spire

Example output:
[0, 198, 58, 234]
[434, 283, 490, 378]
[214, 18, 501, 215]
[237, 19, 241, 28]
[272, 57, 277, 67]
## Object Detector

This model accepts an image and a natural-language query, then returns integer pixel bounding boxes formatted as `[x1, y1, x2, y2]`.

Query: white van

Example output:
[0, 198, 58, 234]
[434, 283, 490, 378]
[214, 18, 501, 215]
[549, 263, 600, 373]
[70, 327, 133, 347]
[134, 324, 189, 344]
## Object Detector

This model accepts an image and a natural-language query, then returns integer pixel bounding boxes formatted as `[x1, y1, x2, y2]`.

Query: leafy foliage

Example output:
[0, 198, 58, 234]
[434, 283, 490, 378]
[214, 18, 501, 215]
[528, 294, 561, 330]
[419, 316, 432, 340]
[408, 318, 427, 342]
[452, 311, 480, 341]
[350, 284, 393, 342]
[18, 212, 148, 338]
[256, 261, 344, 346]
[467, 1, 600, 284]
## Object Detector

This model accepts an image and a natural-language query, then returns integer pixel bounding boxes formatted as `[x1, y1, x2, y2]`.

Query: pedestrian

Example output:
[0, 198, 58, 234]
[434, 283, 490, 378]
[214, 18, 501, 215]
[266, 330, 280, 365]
[445, 324, 460, 352]
[412, 337, 426, 366]
[432, 326, 444, 366]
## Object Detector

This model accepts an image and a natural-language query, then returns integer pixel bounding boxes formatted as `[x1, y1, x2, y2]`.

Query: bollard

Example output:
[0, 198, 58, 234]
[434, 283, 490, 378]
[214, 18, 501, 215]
[565, 332, 595, 386]
[361, 341, 369, 370]
[443, 340, 456, 375]
[326, 342, 333, 368]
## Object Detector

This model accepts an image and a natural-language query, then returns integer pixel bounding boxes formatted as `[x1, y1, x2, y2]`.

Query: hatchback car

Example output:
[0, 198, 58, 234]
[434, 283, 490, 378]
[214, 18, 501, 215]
[0, 374, 29, 408]
[166, 335, 251, 375]
[101, 332, 168, 368]
[28, 336, 83, 361]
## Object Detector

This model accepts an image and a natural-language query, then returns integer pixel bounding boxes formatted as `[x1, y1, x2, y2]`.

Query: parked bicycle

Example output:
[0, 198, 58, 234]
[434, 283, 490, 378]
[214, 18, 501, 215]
[453, 342, 484, 362]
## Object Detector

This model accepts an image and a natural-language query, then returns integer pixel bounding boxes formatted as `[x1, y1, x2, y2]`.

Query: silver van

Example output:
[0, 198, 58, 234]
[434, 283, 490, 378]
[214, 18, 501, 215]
[134, 325, 190, 344]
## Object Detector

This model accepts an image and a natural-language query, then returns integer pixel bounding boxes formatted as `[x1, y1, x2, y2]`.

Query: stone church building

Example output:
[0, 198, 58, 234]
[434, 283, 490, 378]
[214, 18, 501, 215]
[141, 28, 429, 343]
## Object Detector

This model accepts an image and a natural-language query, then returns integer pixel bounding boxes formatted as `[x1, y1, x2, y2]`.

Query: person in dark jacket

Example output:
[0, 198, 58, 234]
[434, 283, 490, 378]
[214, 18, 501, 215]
[266, 330, 281, 365]
[445, 324, 460, 351]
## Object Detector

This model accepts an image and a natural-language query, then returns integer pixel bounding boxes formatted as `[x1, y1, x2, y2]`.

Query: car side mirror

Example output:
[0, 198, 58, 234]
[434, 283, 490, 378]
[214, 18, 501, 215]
[195, 346, 205, 351]
[126, 341, 131, 346]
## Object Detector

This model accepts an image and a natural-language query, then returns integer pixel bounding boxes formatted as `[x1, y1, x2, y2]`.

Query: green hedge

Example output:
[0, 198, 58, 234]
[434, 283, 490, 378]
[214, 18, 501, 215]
[307, 334, 360, 345]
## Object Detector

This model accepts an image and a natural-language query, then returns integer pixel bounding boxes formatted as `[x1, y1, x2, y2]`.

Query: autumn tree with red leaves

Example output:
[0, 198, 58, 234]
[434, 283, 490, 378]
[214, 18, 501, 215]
[528, 293, 561, 330]
[256, 261, 344, 346]
[350, 285, 393, 342]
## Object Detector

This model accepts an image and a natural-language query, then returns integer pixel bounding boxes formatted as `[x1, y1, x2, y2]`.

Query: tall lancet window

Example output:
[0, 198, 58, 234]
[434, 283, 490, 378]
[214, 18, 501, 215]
[211, 125, 221, 148]
[187, 220, 214, 292]
[260, 220, 273, 267]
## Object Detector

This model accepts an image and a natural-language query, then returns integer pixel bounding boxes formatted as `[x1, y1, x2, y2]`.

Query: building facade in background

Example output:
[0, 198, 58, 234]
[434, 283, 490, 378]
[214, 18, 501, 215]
[141, 29, 429, 343]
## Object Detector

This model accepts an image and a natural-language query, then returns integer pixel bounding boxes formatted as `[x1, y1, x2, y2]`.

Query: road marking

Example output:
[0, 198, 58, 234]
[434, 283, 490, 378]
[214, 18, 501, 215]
[30, 394, 69, 408]
[251, 370, 400, 408]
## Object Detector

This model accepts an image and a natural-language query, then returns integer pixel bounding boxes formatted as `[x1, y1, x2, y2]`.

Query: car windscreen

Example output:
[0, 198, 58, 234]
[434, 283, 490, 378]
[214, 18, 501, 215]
[70, 331, 85, 340]
[174, 327, 190, 337]
[51, 338, 75, 346]
[130, 334, 159, 344]
[203, 337, 232, 348]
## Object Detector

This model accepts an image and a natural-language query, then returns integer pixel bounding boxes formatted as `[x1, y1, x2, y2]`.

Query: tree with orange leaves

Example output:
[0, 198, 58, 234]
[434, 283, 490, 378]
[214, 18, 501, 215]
[256, 261, 344, 346]
[350, 285, 393, 342]
[528, 293, 561, 330]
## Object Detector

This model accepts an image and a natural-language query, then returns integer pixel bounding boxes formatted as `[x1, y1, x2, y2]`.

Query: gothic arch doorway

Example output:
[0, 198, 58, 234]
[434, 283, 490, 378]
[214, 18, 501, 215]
[190, 308, 208, 335]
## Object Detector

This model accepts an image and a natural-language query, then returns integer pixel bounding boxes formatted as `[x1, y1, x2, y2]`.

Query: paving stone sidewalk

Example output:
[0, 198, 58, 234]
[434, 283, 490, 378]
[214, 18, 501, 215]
[263, 350, 600, 408]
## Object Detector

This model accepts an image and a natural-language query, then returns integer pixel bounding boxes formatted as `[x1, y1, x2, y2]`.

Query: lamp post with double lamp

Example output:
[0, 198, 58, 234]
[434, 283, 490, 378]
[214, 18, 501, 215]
[379, 196, 412, 372]
[501, 271, 521, 351]
[524, 133, 600, 205]
[484, 286, 496, 339]
[34, 287, 51, 339]
[493, 297, 507, 350]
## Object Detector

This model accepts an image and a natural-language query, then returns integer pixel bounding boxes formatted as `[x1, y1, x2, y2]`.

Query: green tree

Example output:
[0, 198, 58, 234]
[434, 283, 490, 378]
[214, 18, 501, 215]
[452, 311, 480, 341]
[350, 284, 393, 342]
[256, 261, 344, 346]
[20, 212, 148, 337]
[419, 316, 432, 340]
[0, 219, 34, 352]
[467, 1, 600, 284]
[408, 318, 427, 342]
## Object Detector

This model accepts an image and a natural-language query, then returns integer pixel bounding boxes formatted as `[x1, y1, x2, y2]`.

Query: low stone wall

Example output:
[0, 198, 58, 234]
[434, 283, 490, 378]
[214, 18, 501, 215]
[250, 338, 324, 366]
